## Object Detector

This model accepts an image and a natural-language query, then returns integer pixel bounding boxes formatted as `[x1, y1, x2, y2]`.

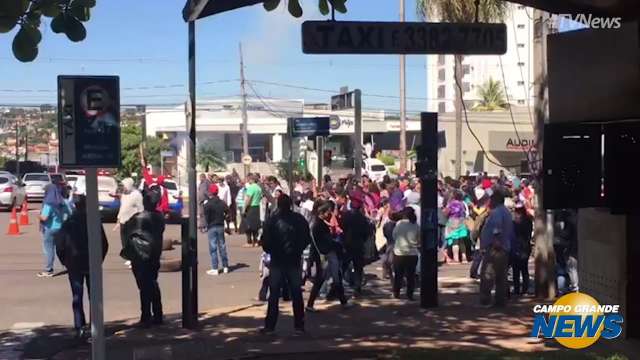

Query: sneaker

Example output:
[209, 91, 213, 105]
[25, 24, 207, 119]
[223, 267, 229, 274]
[341, 302, 354, 310]
[37, 271, 53, 278]
[293, 328, 306, 336]
[305, 306, 318, 313]
[124, 260, 131, 266]
[206, 269, 220, 276]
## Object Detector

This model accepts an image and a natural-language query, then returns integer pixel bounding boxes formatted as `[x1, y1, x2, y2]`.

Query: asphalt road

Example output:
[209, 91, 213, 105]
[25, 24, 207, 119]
[0, 204, 474, 332]
[0, 204, 263, 330]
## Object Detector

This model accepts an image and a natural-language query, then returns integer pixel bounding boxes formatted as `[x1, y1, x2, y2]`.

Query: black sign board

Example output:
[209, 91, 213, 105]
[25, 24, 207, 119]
[58, 76, 121, 168]
[331, 92, 354, 111]
[302, 21, 507, 55]
[289, 117, 330, 138]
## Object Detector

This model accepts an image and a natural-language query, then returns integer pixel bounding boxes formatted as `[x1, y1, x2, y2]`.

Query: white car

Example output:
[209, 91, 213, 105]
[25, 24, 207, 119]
[362, 158, 388, 182]
[73, 175, 120, 221]
[0, 175, 26, 210]
[22, 173, 51, 202]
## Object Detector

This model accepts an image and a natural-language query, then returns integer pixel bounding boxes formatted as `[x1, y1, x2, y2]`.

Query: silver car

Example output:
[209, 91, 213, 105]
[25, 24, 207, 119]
[22, 173, 51, 202]
[0, 175, 26, 210]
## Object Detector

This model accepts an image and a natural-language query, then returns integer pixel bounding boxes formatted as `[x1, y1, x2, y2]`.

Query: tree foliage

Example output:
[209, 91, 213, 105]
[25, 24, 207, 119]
[119, 124, 169, 179]
[197, 140, 225, 173]
[474, 77, 508, 111]
[417, 0, 507, 23]
[1, 0, 96, 62]
[263, 0, 348, 18]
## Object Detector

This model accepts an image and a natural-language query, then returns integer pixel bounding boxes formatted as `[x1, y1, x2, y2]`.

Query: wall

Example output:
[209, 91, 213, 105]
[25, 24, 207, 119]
[547, 22, 639, 327]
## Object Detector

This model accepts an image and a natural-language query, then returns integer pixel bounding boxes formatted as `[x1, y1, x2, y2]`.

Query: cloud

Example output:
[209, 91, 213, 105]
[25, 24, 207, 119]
[242, 1, 321, 65]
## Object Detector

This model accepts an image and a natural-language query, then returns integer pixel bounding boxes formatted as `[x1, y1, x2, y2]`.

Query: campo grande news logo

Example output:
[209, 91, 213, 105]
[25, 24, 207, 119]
[530, 292, 624, 349]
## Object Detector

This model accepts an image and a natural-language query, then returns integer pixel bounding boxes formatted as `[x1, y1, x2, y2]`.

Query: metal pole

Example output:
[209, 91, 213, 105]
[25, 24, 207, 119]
[239, 43, 250, 177]
[354, 90, 363, 178]
[399, 0, 407, 175]
[183, 19, 199, 329]
[317, 136, 324, 190]
[15, 118, 20, 178]
[288, 119, 294, 196]
[86, 167, 105, 359]
[419, 112, 438, 308]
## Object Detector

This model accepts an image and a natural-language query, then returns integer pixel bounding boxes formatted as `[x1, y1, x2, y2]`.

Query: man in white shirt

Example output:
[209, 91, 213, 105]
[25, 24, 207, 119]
[216, 177, 232, 233]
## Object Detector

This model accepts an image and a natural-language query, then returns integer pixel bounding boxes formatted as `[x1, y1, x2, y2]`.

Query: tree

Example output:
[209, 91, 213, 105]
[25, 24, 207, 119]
[417, 0, 507, 178]
[263, 0, 348, 18]
[474, 78, 508, 111]
[197, 140, 225, 173]
[0, 0, 96, 62]
[119, 124, 169, 179]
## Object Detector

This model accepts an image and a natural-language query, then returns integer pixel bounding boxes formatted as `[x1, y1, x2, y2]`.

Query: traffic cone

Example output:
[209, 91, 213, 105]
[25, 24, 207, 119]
[7, 207, 20, 235]
[19, 199, 30, 226]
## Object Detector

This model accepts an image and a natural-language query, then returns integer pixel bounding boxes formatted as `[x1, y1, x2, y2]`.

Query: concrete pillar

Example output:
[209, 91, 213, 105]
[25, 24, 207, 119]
[272, 134, 283, 162]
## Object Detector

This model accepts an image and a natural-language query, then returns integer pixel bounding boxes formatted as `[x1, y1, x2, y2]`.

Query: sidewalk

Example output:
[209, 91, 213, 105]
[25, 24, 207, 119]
[11, 264, 631, 359]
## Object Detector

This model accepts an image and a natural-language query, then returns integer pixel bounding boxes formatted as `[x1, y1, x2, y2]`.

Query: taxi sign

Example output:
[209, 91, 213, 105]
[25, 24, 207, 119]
[302, 21, 507, 55]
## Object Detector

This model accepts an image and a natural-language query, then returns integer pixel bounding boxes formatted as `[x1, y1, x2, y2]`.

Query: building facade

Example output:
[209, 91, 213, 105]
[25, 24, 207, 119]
[427, 3, 535, 113]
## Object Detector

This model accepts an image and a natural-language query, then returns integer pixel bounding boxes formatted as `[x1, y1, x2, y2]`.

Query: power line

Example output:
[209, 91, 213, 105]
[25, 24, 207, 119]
[453, 73, 540, 170]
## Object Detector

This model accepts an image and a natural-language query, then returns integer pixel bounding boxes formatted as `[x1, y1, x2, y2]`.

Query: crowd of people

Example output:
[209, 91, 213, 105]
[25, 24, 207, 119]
[35, 156, 579, 337]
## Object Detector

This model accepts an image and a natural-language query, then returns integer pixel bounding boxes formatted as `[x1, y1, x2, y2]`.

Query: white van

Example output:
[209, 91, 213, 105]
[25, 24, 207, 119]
[362, 158, 388, 182]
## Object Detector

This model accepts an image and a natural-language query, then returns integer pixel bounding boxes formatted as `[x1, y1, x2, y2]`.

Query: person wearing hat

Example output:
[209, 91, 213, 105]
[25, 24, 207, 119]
[204, 183, 230, 276]
[479, 188, 514, 307]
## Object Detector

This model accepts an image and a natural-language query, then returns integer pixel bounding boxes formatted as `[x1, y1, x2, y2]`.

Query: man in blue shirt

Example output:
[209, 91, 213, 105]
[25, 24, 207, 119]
[479, 188, 514, 307]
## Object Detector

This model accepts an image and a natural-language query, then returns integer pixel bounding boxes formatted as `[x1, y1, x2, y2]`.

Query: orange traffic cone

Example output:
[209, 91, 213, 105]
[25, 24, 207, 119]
[19, 199, 30, 226]
[7, 207, 20, 235]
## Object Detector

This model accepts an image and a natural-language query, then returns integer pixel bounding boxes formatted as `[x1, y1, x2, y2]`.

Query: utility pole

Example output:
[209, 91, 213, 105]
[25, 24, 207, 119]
[454, 55, 463, 179]
[398, 0, 407, 175]
[15, 117, 20, 178]
[239, 42, 250, 177]
[24, 116, 28, 162]
[532, 9, 555, 300]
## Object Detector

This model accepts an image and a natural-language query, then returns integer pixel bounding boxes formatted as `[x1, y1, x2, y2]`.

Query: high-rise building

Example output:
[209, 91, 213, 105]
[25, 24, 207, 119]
[427, 4, 535, 113]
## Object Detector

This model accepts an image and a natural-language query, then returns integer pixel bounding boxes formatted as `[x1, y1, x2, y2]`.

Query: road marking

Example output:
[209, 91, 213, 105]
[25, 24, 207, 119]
[0, 322, 45, 360]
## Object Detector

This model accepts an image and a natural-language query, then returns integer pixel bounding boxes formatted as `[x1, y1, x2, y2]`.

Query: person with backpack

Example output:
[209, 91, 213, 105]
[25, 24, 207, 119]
[55, 195, 108, 339]
[38, 183, 73, 277]
[121, 189, 166, 328]
[479, 188, 514, 307]
[260, 194, 311, 334]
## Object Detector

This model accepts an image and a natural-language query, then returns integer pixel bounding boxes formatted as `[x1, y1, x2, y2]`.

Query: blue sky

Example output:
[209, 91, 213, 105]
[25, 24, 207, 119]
[0, 0, 431, 112]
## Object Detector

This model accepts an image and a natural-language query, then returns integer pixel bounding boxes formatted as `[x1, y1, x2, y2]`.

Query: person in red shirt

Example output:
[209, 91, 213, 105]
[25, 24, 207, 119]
[140, 149, 170, 215]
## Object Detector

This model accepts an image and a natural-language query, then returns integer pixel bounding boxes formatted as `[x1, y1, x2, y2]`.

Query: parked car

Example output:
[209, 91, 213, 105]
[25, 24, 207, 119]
[139, 178, 184, 219]
[22, 173, 52, 202]
[50, 173, 67, 186]
[362, 158, 388, 182]
[73, 174, 120, 222]
[0, 175, 26, 210]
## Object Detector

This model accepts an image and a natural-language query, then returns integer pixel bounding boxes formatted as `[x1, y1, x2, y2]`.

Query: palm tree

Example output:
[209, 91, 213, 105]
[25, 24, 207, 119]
[197, 140, 226, 173]
[417, 0, 508, 177]
[474, 78, 508, 111]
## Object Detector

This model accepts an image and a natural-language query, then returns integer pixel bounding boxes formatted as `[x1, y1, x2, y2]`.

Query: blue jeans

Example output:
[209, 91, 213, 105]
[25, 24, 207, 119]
[68, 271, 90, 330]
[208, 226, 229, 270]
[42, 228, 58, 272]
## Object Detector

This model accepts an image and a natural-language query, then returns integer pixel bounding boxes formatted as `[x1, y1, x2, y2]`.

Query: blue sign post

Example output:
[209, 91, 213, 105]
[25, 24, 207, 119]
[290, 117, 331, 138]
